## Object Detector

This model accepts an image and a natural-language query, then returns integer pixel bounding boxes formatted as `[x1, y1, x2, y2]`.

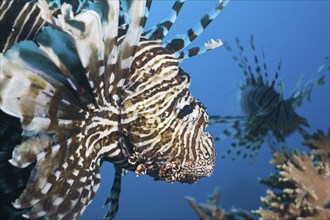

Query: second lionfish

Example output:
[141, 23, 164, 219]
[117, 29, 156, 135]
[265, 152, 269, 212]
[0, 0, 229, 219]
[210, 35, 329, 161]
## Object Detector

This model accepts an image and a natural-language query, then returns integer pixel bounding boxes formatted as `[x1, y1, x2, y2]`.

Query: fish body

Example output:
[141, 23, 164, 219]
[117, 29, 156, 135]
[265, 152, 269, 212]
[210, 35, 329, 160]
[239, 68, 308, 140]
[0, 0, 229, 219]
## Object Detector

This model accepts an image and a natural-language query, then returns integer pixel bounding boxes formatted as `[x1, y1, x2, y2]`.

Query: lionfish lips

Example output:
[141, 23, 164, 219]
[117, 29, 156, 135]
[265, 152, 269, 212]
[180, 159, 216, 184]
[158, 158, 216, 184]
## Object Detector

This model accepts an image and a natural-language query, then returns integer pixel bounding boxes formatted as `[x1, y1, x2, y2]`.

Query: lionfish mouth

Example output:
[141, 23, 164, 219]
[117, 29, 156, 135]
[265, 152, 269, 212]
[158, 158, 216, 184]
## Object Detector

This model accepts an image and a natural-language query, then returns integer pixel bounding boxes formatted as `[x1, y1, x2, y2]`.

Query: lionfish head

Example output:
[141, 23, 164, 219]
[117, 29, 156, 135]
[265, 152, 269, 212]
[154, 96, 216, 184]
[120, 41, 216, 184]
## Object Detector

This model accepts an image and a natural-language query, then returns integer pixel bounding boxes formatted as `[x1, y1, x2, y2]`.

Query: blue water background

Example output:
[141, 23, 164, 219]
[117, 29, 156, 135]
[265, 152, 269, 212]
[82, 1, 330, 219]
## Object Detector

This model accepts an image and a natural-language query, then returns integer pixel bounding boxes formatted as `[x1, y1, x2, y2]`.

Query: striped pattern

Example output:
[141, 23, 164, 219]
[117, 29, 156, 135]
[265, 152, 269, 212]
[0, 0, 94, 53]
[0, 0, 229, 219]
[120, 41, 215, 183]
[210, 35, 328, 161]
[0, 0, 46, 52]
[103, 167, 123, 219]
[164, 0, 229, 53]
[143, 0, 186, 40]
[176, 38, 223, 61]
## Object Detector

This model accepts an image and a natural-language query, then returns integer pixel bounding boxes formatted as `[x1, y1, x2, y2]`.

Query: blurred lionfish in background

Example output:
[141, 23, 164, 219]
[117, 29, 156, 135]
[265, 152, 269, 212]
[0, 0, 229, 219]
[210, 35, 329, 161]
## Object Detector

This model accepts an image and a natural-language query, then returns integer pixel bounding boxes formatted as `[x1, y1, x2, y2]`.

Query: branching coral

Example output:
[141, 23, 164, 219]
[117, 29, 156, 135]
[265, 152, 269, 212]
[304, 129, 330, 165]
[186, 188, 257, 220]
[255, 129, 330, 220]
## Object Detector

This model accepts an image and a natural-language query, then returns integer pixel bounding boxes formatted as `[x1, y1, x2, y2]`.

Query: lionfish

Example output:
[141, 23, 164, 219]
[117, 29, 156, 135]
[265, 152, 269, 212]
[209, 35, 329, 161]
[0, 0, 229, 219]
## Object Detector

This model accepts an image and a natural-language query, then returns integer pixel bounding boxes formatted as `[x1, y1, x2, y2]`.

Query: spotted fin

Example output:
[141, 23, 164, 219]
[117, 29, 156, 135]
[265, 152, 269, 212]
[249, 34, 281, 87]
[176, 38, 223, 61]
[0, 3, 126, 218]
[87, 0, 152, 96]
[163, 0, 229, 53]
[42, 5, 117, 107]
[209, 115, 266, 161]
[114, 0, 150, 85]
[114, 0, 151, 41]
[225, 35, 281, 88]
[10, 132, 101, 219]
[143, 0, 186, 40]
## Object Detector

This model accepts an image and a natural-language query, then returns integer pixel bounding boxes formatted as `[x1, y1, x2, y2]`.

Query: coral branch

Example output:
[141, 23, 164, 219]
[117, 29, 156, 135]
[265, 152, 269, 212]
[186, 188, 257, 220]
[304, 129, 330, 165]
[255, 128, 330, 219]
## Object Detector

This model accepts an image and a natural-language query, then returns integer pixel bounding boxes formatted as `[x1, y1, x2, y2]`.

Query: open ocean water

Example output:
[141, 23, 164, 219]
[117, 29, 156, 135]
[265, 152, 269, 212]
[81, 0, 329, 219]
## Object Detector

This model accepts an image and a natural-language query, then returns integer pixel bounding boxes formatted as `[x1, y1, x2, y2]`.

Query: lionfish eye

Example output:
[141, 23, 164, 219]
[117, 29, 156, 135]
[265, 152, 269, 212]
[178, 104, 194, 119]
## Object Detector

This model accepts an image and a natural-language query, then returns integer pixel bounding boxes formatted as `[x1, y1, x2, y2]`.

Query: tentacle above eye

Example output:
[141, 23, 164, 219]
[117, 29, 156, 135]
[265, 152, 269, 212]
[176, 38, 223, 62]
[163, 0, 229, 53]
[143, 0, 186, 40]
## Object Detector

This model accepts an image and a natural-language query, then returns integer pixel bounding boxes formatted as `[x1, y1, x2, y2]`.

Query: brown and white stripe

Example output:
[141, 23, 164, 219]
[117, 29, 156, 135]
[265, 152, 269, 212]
[0, 0, 229, 219]
[0, 0, 47, 52]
